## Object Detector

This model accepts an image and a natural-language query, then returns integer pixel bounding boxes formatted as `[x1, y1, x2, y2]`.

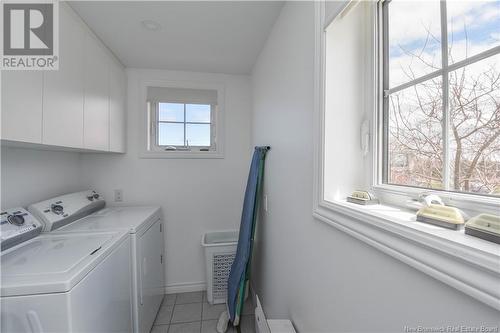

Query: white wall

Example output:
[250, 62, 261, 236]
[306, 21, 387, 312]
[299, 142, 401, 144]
[251, 3, 500, 332]
[1, 147, 82, 208]
[79, 68, 252, 292]
[324, 1, 371, 201]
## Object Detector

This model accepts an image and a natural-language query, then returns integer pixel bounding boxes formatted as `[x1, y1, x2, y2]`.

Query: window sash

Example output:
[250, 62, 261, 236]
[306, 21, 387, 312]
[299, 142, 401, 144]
[151, 102, 215, 149]
[381, 0, 500, 195]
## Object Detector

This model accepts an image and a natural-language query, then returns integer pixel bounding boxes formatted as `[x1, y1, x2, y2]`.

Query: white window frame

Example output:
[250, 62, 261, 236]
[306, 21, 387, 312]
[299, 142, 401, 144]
[149, 102, 216, 152]
[138, 79, 225, 159]
[313, 1, 500, 312]
[376, 0, 500, 213]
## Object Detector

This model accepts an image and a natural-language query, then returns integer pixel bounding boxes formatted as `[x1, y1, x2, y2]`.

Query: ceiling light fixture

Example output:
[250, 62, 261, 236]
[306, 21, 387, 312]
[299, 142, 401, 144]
[141, 20, 161, 31]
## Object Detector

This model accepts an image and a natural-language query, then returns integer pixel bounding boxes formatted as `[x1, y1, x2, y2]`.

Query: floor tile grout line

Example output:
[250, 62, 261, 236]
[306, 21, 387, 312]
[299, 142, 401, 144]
[174, 301, 203, 305]
[168, 299, 175, 325]
[169, 319, 203, 325]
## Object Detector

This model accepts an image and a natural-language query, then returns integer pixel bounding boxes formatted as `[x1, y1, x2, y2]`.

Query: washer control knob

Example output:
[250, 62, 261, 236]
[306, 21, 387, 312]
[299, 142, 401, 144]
[93, 193, 100, 200]
[51, 204, 64, 215]
[7, 214, 25, 226]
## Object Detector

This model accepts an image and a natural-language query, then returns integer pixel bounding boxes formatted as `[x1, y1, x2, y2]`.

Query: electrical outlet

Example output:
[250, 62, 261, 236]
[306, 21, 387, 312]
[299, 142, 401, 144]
[114, 189, 123, 202]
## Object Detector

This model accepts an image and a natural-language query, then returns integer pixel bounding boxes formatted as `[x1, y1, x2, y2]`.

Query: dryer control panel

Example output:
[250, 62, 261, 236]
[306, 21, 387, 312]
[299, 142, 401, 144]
[28, 190, 106, 232]
[0, 208, 42, 251]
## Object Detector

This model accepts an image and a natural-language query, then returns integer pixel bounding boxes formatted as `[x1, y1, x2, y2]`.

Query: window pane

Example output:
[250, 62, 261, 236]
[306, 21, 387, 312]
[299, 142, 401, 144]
[159, 103, 184, 122]
[186, 124, 210, 147]
[447, 1, 500, 64]
[388, 0, 442, 88]
[449, 54, 500, 195]
[387, 77, 444, 189]
[186, 104, 211, 123]
[158, 123, 184, 146]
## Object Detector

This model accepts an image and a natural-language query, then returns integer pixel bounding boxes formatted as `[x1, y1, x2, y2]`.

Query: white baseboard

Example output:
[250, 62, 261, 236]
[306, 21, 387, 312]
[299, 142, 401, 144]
[164, 281, 206, 294]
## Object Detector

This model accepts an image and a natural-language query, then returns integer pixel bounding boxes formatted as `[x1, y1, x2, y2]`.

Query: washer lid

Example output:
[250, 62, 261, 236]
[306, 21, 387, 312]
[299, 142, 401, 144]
[1, 231, 128, 296]
[57, 206, 161, 234]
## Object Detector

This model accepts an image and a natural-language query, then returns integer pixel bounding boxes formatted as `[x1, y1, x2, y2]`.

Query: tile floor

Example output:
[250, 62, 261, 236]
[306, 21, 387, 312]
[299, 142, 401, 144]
[150, 291, 255, 333]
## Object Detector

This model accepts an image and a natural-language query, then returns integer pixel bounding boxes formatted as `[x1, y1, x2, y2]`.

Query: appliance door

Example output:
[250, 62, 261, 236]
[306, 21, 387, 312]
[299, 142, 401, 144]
[138, 219, 165, 333]
[70, 237, 132, 332]
[0, 236, 132, 333]
[1, 232, 118, 296]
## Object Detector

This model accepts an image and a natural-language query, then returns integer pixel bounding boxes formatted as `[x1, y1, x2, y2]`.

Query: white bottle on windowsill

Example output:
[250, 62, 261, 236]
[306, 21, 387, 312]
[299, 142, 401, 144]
[165, 140, 191, 151]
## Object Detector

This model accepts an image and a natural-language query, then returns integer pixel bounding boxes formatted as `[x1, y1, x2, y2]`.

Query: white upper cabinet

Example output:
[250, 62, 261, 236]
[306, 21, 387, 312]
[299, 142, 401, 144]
[43, 5, 85, 148]
[84, 34, 110, 151]
[109, 60, 126, 153]
[1, 72, 43, 144]
[0, 4, 126, 153]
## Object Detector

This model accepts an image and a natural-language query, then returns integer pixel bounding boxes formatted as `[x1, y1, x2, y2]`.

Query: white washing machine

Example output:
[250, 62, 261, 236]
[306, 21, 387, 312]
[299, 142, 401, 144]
[29, 192, 165, 333]
[0, 208, 132, 333]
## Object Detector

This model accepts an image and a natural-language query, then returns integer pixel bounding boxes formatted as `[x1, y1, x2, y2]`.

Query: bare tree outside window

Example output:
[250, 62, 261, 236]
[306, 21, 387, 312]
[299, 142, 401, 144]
[384, 0, 500, 196]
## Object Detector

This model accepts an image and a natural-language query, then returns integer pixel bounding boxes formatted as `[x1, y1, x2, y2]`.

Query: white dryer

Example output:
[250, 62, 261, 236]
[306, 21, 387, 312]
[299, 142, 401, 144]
[1, 209, 132, 333]
[58, 206, 165, 333]
[29, 194, 165, 333]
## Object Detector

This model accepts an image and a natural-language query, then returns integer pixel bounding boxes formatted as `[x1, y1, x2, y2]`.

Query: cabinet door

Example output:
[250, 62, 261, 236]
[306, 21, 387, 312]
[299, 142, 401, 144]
[1, 72, 43, 143]
[42, 6, 84, 148]
[139, 220, 165, 333]
[109, 60, 126, 153]
[83, 34, 109, 151]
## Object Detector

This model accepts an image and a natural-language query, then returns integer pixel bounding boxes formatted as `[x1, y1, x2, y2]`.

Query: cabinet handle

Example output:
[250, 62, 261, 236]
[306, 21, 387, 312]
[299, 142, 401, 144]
[90, 246, 102, 255]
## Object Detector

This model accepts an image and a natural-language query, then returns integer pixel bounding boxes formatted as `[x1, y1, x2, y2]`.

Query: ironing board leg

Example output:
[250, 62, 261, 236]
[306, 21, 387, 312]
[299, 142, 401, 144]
[217, 310, 230, 333]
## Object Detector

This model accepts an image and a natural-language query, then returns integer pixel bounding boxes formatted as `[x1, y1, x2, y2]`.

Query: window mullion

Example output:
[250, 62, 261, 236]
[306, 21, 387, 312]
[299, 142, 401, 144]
[211, 104, 215, 149]
[440, 0, 450, 191]
[183, 104, 187, 147]
[154, 103, 159, 146]
[382, 0, 390, 184]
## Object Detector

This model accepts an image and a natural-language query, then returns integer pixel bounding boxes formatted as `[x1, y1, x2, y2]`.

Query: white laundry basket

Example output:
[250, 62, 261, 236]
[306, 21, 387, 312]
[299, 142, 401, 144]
[201, 231, 238, 305]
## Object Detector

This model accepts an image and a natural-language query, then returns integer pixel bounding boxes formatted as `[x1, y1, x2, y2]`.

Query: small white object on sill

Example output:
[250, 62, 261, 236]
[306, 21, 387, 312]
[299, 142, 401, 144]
[165, 146, 191, 151]
[347, 190, 379, 205]
[465, 214, 500, 245]
[421, 194, 444, 206]
[416, 204, 465, 230]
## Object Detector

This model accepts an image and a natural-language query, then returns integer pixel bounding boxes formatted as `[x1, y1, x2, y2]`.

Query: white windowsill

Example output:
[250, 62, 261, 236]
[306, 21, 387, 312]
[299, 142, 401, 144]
[138, 149, 224, 159]
[313, 199, 500, 310]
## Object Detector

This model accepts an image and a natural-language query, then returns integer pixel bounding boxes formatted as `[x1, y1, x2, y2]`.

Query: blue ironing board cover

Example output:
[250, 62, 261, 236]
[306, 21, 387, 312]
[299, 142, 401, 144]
[227, 146, 269, 324]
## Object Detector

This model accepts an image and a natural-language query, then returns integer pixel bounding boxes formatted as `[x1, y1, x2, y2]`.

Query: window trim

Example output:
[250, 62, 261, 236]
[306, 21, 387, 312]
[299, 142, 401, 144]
[138, 79, 225, 159]
[149, 102, 216, 152]
[380, 0, 500, 196]
[312, 0, 500, 311]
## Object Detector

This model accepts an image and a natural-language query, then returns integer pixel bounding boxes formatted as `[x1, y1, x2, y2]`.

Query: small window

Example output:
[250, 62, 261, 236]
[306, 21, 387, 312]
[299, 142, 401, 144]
[145, 86, 221, 156]
[153, 102, 215, 150]
[382, 0, 500, 197]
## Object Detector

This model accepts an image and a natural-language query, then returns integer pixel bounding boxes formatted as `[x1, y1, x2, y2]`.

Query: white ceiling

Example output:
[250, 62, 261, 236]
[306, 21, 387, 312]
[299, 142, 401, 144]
[70, 1, 284, 74]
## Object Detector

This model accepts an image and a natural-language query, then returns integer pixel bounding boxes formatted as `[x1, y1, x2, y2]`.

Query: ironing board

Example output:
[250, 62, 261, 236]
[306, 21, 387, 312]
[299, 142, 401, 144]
[227, 146, 270, 326]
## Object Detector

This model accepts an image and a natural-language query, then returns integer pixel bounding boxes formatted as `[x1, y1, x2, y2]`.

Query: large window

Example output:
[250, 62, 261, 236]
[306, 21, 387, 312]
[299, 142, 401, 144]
[382, 0, 500, 196]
